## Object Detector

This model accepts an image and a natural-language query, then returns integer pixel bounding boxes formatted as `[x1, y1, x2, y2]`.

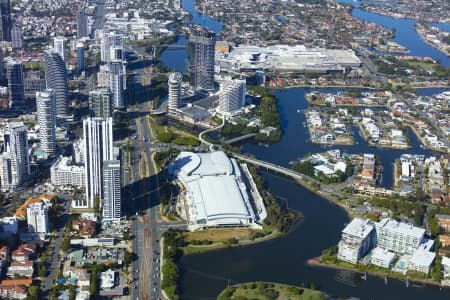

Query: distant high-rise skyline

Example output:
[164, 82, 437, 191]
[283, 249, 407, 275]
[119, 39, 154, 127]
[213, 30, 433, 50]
[0, 0, 11, 42]
[77, 6, 88, 38]
[102, 159, 122, 221]
[36, 89, 57, 157]
[189, 27, 216, 91]
[82, 117, 113, 209]
[44, 50, 68, 116]
[7, 61, 25, 108]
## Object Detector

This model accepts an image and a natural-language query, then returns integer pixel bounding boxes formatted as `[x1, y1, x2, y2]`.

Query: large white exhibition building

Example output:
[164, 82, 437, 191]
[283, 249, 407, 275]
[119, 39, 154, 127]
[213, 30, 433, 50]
[169, 151, 266, 230]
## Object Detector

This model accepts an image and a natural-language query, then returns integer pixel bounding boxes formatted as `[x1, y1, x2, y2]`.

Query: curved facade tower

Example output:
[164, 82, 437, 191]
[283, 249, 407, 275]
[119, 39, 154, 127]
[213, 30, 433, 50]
[168, 72, 182, 115]
[44, 51, 68, 116]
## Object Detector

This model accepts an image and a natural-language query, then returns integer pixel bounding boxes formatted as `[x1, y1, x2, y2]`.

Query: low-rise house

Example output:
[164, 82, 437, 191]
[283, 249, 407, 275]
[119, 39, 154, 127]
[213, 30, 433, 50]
[12, 244, 37, 262]
[436, 214, 450, 232]
[72, 219, 96, 238]
[0, 217, 18, 235]
[100, 269, 116, 290]
[7, 261, 34, 278]
[0, 246, 9, 259]
[0, 284, 27, 299]
[63, 262, 91, 292]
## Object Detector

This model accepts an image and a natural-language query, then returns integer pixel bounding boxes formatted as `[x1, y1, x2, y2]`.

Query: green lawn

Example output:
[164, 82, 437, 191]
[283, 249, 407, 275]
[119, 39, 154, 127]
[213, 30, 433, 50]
[218, 282, 327, 300]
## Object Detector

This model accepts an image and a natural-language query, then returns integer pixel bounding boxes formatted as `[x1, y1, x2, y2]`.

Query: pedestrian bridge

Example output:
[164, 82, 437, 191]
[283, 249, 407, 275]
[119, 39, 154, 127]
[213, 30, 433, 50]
[230, 153, 312, 182]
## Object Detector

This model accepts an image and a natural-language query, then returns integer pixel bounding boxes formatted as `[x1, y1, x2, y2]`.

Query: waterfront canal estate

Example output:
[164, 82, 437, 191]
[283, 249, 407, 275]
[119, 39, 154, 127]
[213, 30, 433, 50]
[168, 151, 267, 230]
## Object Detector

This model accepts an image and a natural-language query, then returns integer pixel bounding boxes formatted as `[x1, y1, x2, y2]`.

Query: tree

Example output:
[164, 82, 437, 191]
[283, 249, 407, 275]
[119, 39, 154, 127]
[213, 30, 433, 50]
[61, 236, 71, 252]
[27, 285, 40, 300]
[69, 285, 75, 300]
[93, 195, 100, 214]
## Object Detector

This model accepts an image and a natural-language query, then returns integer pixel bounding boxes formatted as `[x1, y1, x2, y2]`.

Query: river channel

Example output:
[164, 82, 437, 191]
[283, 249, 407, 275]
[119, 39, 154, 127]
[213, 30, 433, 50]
[161, 1, 450, 299]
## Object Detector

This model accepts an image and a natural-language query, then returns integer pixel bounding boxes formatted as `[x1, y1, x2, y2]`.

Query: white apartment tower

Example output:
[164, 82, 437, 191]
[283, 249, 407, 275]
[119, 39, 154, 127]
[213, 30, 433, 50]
[101, 32, 123, 64]
[0, 152, 12, 192]
[102, 159, 122, 220]
[26, 202, 49, 234]
[375, 218, 425, 255]
[36, 89, 57, 157]
[218, 79, 246, 113]
[109, 61, 124, 108]
[98, 64, 110, 88]
[53, 36, 66, 62]
[9, 122, 30, 189]
[81, 117, 113, 209]
[50, 156, 85, 187]
[337, 218, 376, 264]
[168, 72, 182, 114]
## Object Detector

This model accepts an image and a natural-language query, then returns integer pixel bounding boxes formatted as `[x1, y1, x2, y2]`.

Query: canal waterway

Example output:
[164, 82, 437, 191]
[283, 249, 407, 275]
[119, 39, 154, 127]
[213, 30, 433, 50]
[339, 0, 450, 67]
[161, 0, 450, 299]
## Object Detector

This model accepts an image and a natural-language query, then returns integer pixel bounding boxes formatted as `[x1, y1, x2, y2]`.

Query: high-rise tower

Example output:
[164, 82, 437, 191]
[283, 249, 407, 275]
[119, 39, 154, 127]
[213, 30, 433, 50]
[53, 36, 66, 62]
[167, 72, 182, 115]
[11, 25, 22, 48]
[9, 122, 30, 189]
[188, 27, 216, 91]
[77, 42, 85, 75]
[109, 61, 124, 108]
[44, 50, 68, 116]
[217, 79, 246, 113]
[102, 159, 121, 220]
[82, 117, 113, 209]
[101, 32, 123, 64]
[77, 6, 88, 38]
[89, 89, 112, 118]
[7, 61, 24, 108]
[36, 89, 57, 157]
[0, 0, 11, 41]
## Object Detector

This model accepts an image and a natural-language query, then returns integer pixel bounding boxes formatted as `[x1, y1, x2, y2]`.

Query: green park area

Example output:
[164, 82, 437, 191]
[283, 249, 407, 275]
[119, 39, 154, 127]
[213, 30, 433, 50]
[148, 116, 200, 146]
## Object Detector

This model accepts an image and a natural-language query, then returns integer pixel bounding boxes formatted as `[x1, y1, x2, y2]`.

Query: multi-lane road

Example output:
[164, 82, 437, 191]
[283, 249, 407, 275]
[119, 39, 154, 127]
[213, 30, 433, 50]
[126, 106, 166, 300]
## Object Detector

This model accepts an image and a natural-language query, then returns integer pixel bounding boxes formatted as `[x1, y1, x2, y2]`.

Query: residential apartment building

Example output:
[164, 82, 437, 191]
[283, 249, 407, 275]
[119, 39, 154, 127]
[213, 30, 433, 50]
[337, 218, 376, 263]
[26, 202, 49, 234]
[375, 218, 424, 255]
[50, 156, 85, 187]
[217, 79, 246, 113]
[167, 72, 182, 115]
[81, 117, 113, 209]
[102, 159, 121, 221]
[44, 50, 69, 116]
[36, 89, 57, 157]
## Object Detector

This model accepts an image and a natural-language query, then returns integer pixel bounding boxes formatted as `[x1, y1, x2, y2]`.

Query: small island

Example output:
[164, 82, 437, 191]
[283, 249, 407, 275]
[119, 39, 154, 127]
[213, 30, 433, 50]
[217, 282, 327, 300]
